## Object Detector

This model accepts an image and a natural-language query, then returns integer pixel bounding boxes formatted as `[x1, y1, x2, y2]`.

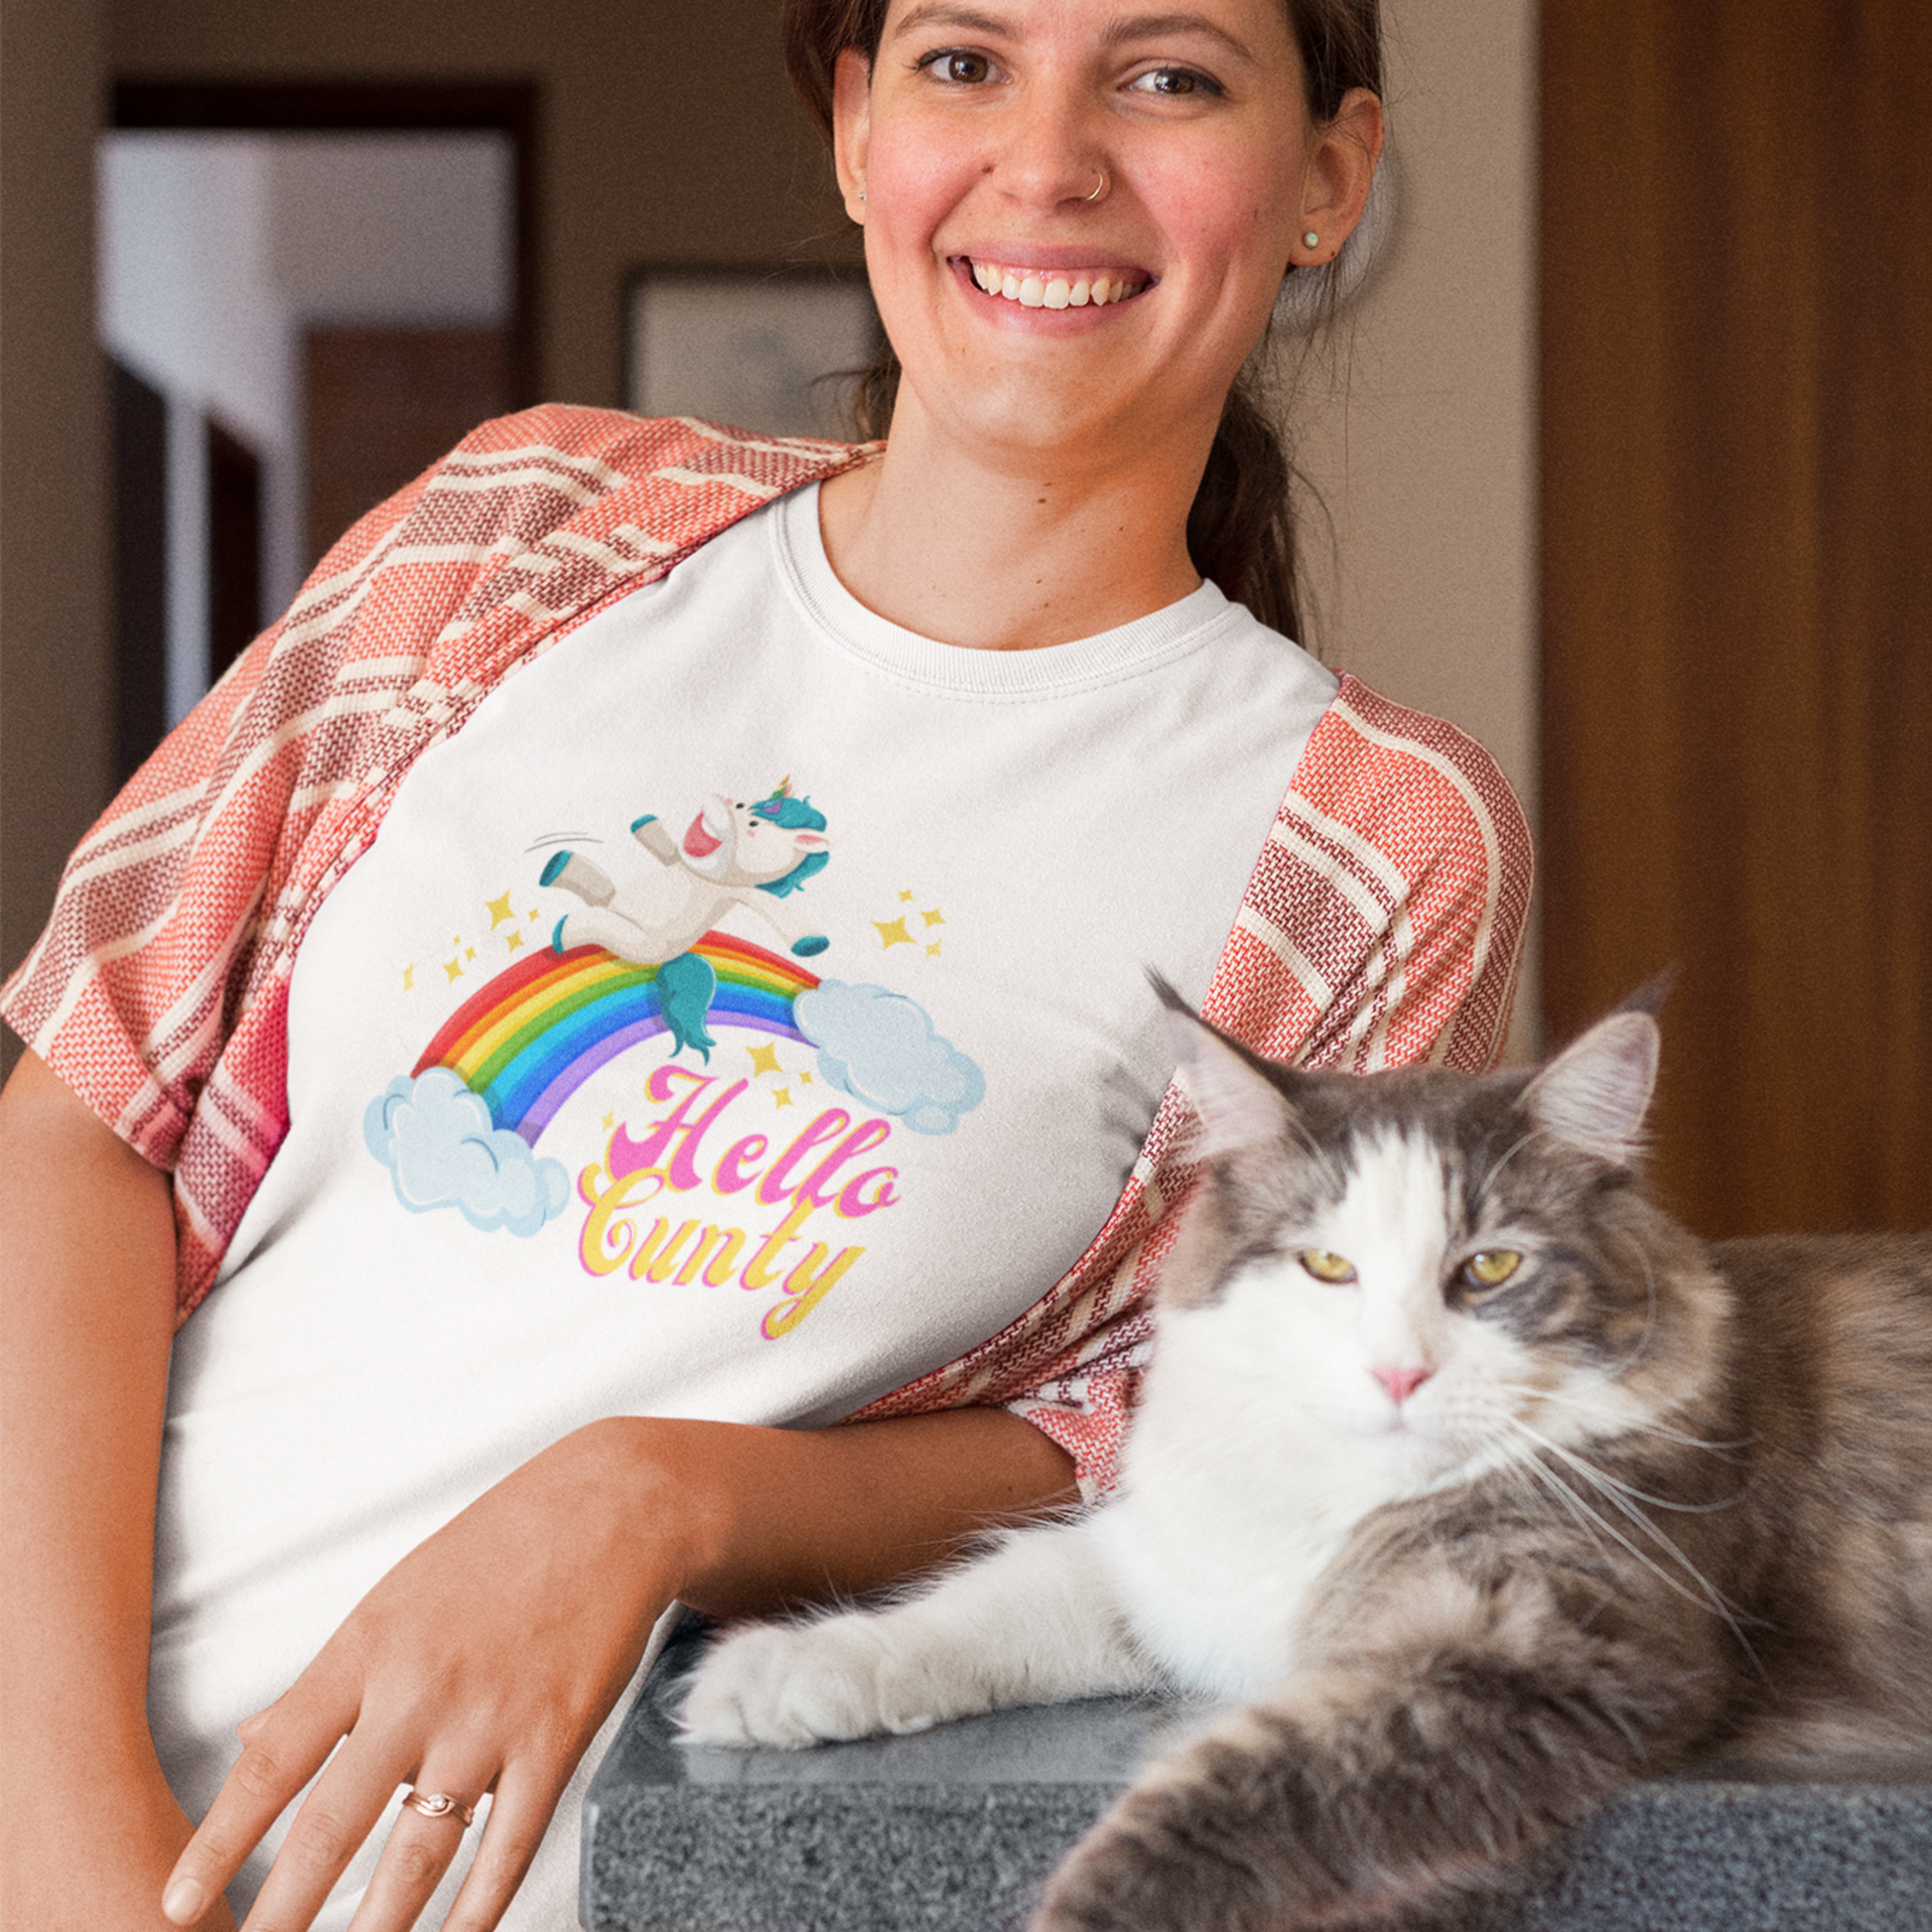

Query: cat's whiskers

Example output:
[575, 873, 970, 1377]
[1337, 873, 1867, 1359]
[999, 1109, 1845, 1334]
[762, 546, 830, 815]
[1497, 1415, 1768, 1677]
[1504, 1413, 1744, 1516]
[1483, 1424, 1648, 1583]
[1485, 1424, 1757, 1665]
[1487, 1379, 1751, 1458]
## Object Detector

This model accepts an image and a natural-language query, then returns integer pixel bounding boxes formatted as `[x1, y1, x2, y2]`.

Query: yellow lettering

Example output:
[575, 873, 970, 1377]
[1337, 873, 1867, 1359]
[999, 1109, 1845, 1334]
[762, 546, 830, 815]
[577, 1160, 667, 1277]
[760, 1243, 865, 1338]
[739, 1195, 818, 1292]
[676, 1226, 746, 1286]
[640, 1221, 704, 1285]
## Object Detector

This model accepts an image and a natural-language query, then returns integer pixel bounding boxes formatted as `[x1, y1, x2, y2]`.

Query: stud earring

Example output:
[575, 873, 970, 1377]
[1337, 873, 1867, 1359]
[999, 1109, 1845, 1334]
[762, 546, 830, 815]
[1303, 230, 1320, 249]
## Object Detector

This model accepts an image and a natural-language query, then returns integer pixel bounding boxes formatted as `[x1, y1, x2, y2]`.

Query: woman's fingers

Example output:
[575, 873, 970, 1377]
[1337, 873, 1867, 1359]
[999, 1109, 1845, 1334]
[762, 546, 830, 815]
[339, 1772, 492, 1932]
[164, 1685, 357, 1926]
[439, 1763, 554, 1932]
[234, 1722, 465, 1932]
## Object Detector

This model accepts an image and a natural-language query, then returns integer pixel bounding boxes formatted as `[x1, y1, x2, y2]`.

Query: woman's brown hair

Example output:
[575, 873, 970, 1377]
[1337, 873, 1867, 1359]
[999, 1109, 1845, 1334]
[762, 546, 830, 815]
[782, 0, 1383, 642]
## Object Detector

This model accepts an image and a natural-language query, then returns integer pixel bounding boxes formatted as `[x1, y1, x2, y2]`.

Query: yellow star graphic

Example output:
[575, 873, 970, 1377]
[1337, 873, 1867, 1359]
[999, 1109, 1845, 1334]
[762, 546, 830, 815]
[602, 1111, 616, 1132]
[465, 946, 477, 962]
[452, 935, 462, 946]
[799, 1070, 814, 1084]
[504, 929, 525, 954]
[443, 957, 464, 984]
[771, 1086, 794, 1109]
[402, 963, 415, 991]
[925, 940, 943, 957]
[485, 892, 515, 929]
[921, 906, 945, 927]
[527, 907, 539, 921]
[873, 916, 913, 948]
[897, 889, 915, 902]
[746, 1041, 783, 1078]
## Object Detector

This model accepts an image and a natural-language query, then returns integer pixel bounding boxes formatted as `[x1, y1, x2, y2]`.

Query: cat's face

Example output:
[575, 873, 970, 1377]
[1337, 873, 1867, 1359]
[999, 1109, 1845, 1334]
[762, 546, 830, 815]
[1158, 998, 1714, 1485]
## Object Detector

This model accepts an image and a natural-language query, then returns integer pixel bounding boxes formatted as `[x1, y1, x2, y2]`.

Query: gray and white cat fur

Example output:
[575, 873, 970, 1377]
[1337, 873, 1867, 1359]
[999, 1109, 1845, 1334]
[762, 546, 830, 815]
[682, 990, 1932, 1931]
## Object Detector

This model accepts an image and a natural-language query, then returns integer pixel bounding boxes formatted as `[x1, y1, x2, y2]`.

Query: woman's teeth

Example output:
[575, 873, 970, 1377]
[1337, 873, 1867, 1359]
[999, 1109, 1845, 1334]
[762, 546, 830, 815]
[969, 261, 1144, 308]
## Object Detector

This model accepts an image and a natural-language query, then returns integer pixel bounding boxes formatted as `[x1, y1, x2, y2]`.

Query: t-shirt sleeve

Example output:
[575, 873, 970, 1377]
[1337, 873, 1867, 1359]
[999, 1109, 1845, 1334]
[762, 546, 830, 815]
[973, 677, 1534, 1494]
[1201, 672, 1533, 1076]
[0, 476, 432, 1173]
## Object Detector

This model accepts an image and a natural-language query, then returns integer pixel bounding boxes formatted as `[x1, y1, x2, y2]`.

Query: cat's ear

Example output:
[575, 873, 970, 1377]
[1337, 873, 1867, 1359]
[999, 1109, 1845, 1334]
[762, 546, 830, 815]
[1151, 975, 1295, 1158]
[1523, 1008, 1661, 1167]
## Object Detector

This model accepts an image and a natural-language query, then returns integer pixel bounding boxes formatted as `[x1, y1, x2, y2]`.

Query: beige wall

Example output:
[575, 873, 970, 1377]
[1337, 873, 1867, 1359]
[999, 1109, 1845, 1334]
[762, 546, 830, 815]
[110, 0, 858, 409]
[0, 0, 111, 1071]
[1287, 0, 1542, 1054]
[7, 0, 1540, 1056]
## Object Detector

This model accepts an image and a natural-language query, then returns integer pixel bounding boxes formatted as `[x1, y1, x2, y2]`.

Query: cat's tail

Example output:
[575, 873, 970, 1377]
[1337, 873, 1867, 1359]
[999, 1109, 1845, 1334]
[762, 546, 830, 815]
[1031, 1605, 1708, 1932]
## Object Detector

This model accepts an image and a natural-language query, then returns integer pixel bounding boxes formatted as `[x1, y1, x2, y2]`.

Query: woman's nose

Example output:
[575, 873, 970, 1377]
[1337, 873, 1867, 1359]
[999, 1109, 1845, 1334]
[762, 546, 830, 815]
[991, 83, 1114, 209]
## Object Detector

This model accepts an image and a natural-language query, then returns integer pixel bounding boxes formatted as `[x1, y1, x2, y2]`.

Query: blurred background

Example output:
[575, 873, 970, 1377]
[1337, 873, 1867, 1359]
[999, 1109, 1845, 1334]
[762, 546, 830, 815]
[2, 0, 1926, 1236]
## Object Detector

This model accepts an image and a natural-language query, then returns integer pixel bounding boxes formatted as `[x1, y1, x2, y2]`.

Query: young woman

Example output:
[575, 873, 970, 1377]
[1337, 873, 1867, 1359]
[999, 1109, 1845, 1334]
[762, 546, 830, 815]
[0, 1, 1529, 1927]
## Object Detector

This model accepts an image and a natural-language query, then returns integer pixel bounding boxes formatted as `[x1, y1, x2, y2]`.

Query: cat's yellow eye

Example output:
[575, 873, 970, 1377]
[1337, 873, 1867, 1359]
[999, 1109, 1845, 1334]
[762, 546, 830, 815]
[1298, 1250, 1358, 1285]
[1460, 1249, 1523, 1292]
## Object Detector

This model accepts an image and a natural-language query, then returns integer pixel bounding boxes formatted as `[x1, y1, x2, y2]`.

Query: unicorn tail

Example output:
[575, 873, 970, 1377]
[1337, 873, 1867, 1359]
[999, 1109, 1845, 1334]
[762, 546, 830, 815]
[655, 951, 718, 1063]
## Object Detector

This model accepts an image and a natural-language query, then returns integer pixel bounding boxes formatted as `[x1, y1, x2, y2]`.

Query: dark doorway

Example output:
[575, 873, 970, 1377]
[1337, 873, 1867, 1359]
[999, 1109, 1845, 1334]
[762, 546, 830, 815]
[206, 419, 263, 686]
[110, 357, 169, 788]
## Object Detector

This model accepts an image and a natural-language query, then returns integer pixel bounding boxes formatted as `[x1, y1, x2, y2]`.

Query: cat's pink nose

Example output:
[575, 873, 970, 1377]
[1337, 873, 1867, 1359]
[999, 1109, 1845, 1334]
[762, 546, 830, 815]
[1373, 1364, 1431, 1406]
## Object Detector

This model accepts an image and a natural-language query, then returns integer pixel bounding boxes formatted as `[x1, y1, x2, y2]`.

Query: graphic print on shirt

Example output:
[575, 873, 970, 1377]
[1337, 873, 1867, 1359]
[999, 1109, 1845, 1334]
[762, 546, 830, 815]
[541, 783, 834, 1059]
[363, 779, 985, 1340]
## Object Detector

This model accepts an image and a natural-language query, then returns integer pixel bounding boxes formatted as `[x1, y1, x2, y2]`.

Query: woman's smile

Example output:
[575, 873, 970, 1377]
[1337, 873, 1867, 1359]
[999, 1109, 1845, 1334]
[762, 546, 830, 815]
[964, 257, 1151, 308]
[836, 0, 1332, 455]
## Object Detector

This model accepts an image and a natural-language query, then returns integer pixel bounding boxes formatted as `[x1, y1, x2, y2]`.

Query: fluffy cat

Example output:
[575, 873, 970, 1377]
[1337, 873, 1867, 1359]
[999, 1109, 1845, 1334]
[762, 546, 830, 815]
[682, 991, 1932, 1931]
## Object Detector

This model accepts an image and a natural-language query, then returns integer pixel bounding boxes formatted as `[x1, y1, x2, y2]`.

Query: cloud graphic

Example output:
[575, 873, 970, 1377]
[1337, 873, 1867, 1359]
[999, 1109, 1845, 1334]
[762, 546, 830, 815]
[363, 1068, 569, 1237]
[793, 981, 986, 1137]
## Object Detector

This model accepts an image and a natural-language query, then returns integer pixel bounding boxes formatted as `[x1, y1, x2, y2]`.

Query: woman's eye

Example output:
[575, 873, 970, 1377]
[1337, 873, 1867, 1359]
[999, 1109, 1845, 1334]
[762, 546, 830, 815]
[921, 49, 994, 84]
[1298, 1250, 1358, 1285]
[1130, 67, 1222, 98]
[1459, 1249, 1523, 1293]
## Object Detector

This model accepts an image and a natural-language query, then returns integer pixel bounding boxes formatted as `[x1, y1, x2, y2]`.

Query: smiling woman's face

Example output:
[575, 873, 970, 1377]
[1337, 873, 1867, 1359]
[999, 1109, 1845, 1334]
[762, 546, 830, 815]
[834, 0, 1365, 467]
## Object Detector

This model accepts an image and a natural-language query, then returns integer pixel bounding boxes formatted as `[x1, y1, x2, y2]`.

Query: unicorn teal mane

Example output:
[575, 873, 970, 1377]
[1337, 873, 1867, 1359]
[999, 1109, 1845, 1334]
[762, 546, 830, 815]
[753, 787, 830, 897]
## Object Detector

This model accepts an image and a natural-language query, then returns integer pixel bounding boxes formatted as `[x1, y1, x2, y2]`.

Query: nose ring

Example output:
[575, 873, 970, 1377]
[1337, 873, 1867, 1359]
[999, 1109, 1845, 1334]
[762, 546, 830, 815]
[1082, 168, 1108, 204]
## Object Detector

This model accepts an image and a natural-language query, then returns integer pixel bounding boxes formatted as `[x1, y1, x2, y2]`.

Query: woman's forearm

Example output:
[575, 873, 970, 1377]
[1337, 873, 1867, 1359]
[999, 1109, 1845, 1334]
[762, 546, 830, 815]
[0, 1049, 227, 1924]
[629, 1406, 1080, 1619]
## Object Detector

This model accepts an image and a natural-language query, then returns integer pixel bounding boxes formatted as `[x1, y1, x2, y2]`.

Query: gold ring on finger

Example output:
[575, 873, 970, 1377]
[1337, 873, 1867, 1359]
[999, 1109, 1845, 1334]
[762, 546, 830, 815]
[401, 1788, 477, 1828]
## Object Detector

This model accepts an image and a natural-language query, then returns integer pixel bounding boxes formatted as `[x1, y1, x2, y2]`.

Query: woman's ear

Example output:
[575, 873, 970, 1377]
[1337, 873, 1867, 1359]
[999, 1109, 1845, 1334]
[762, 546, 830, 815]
[1294, 87, 1384, 265]
[832, 48, 874, 224]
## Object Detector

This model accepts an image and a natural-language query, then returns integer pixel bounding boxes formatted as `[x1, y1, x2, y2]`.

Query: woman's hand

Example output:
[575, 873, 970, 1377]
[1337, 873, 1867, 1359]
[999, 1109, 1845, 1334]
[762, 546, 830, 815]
[162, 1407, 1076, 1931]
[161, 1419, 687, 1931]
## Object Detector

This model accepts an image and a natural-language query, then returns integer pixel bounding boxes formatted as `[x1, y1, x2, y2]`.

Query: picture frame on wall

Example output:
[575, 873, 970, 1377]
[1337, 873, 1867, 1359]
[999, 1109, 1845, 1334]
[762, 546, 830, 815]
[624, 266, 882, 441]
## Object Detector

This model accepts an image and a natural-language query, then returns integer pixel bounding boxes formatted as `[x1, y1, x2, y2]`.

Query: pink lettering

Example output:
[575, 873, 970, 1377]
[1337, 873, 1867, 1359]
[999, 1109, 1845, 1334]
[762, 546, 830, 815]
[712, 1133, 769, 1195]
[795, 1118, 893, 1209]
[610, 1069, 748, 1191]
[836, 1168, 901, 1218]
[755, 1108, 851, 1207]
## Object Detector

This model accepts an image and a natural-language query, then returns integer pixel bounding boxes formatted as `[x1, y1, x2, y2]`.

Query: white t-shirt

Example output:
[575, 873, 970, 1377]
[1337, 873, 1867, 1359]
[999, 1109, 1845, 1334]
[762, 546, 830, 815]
[149, 483, 1337, 1919]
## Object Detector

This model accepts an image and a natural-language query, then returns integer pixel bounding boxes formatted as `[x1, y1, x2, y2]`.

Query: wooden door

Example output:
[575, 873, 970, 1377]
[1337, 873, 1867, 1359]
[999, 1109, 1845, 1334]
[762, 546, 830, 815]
[1540, 0, 1932, 1234]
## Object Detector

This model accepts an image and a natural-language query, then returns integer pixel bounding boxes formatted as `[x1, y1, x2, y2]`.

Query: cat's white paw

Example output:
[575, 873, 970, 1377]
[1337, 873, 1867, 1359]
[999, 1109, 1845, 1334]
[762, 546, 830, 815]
[681, 1614, 975, 1749]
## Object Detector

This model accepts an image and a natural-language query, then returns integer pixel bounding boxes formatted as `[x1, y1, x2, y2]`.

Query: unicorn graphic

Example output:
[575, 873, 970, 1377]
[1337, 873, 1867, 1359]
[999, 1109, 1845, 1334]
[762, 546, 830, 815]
[541, 782, 834, 1061]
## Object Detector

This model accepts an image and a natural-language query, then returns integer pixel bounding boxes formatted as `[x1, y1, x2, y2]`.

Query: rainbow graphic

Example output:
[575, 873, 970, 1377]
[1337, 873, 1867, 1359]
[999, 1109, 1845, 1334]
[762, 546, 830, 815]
[414, 933, 821, 1146]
